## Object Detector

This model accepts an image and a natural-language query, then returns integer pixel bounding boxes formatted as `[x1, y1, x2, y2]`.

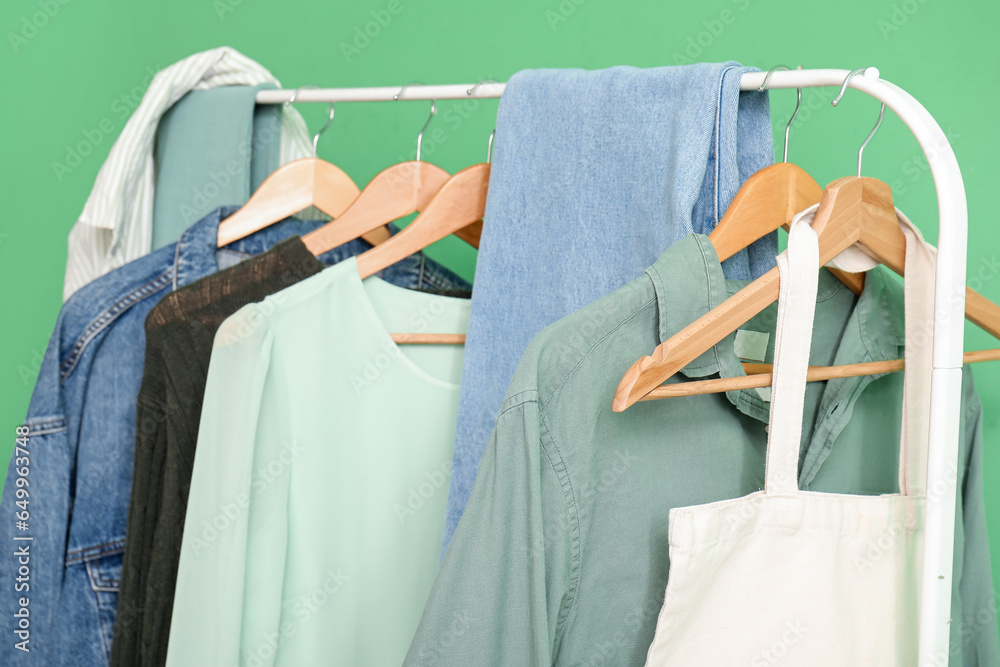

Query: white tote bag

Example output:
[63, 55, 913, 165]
[644, 207, 936, 666]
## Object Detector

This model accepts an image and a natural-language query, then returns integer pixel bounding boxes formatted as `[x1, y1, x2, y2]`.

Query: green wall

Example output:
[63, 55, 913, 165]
[1, 0, 997, 636]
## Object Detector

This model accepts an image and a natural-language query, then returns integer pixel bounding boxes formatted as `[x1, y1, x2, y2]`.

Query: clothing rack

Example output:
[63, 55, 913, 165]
[257, 69, 968, 664]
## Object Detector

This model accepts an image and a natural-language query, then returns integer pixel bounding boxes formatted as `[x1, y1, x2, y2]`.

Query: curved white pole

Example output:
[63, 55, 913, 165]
[259, 69, 968, 665]
[740, 68, 966, 666]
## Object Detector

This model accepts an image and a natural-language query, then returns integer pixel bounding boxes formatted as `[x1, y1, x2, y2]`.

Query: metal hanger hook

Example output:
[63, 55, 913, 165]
[393, 80, 421, 101]
[757, 65, 789, 92]
[394, 82, 436, 161]
[312, 102, 335, 157]
[487, 128, 495, 164]
[467, 78, 500, 96]
[831, 67, 885, 177]
[283, 85, 327, 158]
[415, 100, 437, 162]
[758, 65, 802, 163]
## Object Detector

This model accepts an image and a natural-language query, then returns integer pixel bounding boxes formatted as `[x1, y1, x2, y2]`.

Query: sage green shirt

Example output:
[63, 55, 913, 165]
[405, 234, 997, 666]
[167, 258, 470, 667]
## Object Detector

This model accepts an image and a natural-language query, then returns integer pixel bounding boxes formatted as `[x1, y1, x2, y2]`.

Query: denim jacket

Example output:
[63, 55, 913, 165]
[0, 206, 469, 666]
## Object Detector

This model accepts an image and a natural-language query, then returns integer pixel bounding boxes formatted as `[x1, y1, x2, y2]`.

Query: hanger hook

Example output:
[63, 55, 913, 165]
[758, 65, 803, 163]
[312, 102, 335, 157]
[284, 86, 304, 106]
[757, 65, 789, 92]
[416, 100, 436, 162]
[467, 78, 499, 96]
[283, 85, 328, 158]
[467, 79, 499, 163]
[830, 67, 885, 177]
[394, 82, 436, 161]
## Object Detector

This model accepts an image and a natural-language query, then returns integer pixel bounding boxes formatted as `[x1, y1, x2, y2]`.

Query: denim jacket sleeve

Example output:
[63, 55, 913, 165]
[0, 316, 75, 664]
[0, 254, 176, 667]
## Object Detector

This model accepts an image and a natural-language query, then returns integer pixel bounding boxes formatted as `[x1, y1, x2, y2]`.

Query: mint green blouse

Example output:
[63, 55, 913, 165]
[167, 258, 469, 667]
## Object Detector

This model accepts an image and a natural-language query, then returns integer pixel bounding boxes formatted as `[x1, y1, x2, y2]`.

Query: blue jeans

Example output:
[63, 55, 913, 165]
[442, 63, 777, 552]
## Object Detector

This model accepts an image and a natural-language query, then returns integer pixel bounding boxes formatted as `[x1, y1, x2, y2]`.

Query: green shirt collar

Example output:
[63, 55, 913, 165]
[645, 233, 906, 482]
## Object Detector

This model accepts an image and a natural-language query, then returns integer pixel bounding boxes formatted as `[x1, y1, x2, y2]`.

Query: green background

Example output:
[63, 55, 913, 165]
[0, 0, 997, 636]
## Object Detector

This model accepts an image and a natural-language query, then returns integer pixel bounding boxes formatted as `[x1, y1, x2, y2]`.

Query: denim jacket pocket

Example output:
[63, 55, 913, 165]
[68, 540, 125, 659]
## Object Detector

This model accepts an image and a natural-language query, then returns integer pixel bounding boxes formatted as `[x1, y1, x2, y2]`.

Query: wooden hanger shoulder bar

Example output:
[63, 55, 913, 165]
[301, 160, 450, 255]
[217, 158, 390, 247]
[359, 163, 489, 345]
[356, 163, 489, 280]
[615, 175, 1000, 411]
[614, 177, 900, 412]
[643, 349, 1000, 400]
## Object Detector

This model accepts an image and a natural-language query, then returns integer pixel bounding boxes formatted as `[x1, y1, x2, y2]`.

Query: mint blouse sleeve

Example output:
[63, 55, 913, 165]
[166, 305, 275, 667]
[404, 396, 576, 666]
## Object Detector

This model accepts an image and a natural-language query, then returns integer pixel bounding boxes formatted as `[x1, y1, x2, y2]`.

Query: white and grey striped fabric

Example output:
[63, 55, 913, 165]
[64, 47, 315, 301]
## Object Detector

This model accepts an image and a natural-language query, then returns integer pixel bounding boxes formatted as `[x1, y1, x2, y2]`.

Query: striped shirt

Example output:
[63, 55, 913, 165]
[63, 47, 315, 301]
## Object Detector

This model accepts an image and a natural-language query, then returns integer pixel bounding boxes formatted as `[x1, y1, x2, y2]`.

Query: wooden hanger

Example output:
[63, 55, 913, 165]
[301, 160, 452, 255]
[614, 175, 1000, 409]
[217, 98, 389, 248]
[613, 70, 1000, 409]
[639, 349, 1000, 400]
[360, 162, 490, 345]
[357, 163, 489, 280]
[300, 95, 481, 255]
[707, 162, 867, 295]
[709, 68, 866, 294]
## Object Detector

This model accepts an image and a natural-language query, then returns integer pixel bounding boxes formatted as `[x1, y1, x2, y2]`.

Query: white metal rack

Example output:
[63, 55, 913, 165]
[257, 68, 968, 665]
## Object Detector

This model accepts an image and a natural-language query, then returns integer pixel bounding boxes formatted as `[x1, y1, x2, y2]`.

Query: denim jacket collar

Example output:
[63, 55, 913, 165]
[172, 205, 318, 289]
[174, 205, 473, 295]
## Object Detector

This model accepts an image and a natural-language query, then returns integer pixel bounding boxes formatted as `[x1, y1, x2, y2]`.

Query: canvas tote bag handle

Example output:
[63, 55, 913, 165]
[765, 209, 936, 497]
